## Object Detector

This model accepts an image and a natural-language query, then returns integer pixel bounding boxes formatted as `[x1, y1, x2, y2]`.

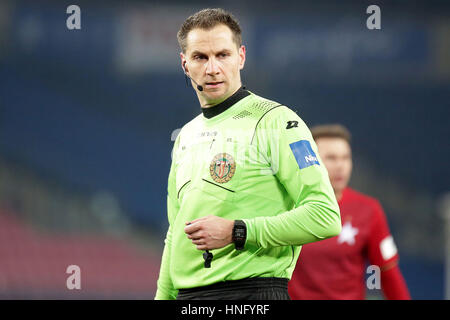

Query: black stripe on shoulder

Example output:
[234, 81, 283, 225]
[250, 104, 283, 145]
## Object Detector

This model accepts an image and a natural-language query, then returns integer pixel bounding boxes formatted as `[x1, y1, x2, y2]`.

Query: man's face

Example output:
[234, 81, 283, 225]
[316, 137, 353, 195]
[181, 24, 246, 107]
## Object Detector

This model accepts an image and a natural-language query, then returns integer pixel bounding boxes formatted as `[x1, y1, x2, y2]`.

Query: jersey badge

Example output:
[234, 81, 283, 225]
[337, 221, 359, 245]
[380, 235, 398, 260]
[210, 153, 236, 184]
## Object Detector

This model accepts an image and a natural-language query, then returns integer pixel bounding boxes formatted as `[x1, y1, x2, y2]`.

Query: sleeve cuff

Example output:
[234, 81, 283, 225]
[242, 218, 257, 248]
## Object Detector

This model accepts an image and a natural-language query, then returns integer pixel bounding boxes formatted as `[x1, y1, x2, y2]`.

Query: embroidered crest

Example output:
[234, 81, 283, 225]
[209, 153, 236, 184]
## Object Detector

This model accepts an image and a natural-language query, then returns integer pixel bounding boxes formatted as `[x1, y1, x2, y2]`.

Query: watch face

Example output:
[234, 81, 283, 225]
[233, 220, 247, 250]
[233, 221, 246, 250]
[235, 228, 246, 239]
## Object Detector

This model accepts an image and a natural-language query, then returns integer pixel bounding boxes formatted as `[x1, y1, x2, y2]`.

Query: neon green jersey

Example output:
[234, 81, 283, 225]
[155, 88, 341, 300]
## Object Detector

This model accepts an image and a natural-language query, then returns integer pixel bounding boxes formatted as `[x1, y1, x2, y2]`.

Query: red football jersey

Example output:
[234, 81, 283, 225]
[288, 187, 399, 300]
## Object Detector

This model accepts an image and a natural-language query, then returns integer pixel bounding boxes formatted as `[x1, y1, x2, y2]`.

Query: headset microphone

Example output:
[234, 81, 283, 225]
[183, 63, 203, 91]
[189, 76, 204, 92]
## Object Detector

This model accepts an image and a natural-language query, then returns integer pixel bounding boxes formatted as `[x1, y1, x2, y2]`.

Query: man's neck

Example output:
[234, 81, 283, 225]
[200, 86, 249, 119]
[199, 84, 242, 109]
[335, 190, 343, 202]
[202, 100, 223, 109]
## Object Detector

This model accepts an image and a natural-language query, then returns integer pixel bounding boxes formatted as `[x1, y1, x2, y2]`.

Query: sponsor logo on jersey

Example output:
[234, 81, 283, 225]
[304, 155, 318, 163]
[286, 120, 299, 129]
[210, 153, 236, 184]
[289, 140, 320, 169]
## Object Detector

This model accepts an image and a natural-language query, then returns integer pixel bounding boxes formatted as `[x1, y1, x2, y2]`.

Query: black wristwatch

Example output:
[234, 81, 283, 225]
[232, 220, 247, 250]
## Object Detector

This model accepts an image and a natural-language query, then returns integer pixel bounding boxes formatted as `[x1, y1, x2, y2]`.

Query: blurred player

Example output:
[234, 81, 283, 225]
[288, 124, 411, 300]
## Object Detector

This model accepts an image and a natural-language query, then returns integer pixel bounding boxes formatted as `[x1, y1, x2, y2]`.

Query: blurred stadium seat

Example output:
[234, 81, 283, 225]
[0, 207, 160, 299]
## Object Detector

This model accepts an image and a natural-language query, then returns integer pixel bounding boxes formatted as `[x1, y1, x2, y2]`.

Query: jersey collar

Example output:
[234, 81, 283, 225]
[201, 86, 250, 119]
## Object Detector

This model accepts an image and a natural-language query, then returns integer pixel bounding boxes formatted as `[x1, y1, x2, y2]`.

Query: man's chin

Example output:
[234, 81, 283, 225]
[332, 184, 347, 195]
[204, 85, 226, 94]
[202, 89, 229, 105]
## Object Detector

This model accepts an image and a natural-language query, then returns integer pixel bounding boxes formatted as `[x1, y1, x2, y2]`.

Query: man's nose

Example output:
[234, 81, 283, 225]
[335, 161, 347, 172]
[205, 58, 220, 75]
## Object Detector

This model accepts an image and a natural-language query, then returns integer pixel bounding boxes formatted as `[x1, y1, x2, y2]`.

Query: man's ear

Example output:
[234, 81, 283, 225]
[238, 45, 246, 70]
[180, 52, 188, 73]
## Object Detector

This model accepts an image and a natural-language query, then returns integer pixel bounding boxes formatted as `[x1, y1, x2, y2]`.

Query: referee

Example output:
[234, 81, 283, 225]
[155, 8, 341, 300]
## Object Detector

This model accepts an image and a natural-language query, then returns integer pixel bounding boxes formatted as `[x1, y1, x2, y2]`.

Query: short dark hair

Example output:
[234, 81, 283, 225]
[177, 8, 242, 53]
[310, 124, 352, 144]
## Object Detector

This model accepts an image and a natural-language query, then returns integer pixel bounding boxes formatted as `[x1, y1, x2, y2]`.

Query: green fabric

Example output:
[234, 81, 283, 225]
[155, 92, 341, 300]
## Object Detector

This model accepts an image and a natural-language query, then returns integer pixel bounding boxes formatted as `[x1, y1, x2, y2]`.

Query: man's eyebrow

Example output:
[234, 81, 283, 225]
[190, 49, 232, 57]
[190, 50, 206, 57]
[214, 49, 234, 56]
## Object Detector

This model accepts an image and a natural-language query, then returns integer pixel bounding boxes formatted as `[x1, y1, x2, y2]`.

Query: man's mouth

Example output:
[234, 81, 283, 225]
[205, 81, 224, 87]
[332, 176, 345, 183]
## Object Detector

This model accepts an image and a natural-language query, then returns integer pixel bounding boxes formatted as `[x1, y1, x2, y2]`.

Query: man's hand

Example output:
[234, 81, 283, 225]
[184, 215, 234, 250]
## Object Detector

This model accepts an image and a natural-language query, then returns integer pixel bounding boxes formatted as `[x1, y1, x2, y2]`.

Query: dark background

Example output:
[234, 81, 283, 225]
[0, 0, 448, 299]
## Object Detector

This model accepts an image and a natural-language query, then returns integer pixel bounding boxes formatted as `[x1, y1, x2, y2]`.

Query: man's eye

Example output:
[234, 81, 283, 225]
[194, 55, 206, 60]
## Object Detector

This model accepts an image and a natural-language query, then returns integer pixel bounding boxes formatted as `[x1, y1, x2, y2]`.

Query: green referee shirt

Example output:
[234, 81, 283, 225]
[155, 87, 341, 300]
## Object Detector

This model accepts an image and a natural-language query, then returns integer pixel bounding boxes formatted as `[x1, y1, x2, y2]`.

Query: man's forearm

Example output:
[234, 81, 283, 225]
[243, 201, 341, 248]
[381, 264, 411, 300]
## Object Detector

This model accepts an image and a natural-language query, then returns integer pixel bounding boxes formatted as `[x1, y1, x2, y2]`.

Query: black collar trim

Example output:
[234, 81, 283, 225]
[202, 86, 250, 119]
